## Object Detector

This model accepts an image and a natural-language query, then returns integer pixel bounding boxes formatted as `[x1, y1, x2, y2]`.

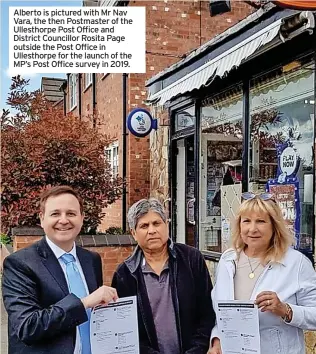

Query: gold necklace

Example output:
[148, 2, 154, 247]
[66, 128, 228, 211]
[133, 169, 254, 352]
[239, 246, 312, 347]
[247, 256, 261, 279]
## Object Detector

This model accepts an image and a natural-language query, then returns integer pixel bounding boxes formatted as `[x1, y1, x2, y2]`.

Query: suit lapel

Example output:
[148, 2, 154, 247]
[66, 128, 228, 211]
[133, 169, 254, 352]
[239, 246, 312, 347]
[37, 238, 69, 295]
[76, 246, 97, 294]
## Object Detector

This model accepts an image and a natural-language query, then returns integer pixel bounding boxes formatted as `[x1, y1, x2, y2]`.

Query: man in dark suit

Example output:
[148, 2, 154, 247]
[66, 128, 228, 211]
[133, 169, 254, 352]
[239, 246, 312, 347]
[2, 185, 118, 354]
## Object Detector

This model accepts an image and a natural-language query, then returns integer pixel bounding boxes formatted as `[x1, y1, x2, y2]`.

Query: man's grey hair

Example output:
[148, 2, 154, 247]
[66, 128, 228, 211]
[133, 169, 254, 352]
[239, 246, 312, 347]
[127, 198, 167, 230]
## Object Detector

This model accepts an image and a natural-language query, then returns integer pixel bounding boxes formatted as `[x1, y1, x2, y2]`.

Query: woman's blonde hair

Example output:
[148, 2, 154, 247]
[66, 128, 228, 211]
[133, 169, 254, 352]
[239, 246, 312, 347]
[231, 196, 294, 263]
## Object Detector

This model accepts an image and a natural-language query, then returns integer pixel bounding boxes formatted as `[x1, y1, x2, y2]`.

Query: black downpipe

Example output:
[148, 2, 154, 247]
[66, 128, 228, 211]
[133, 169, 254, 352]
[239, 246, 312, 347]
[312, 49, 316, 266]
[122, 73, 128, 232]
[78, 74, 82, 120]
[61, 80, 67, 116]
[63, 91, 67, 116]
[242, 79, 250, 193]
[64, 74, 70, 115]
[194, 101, 201, 249]
[92, 73, 97, 128]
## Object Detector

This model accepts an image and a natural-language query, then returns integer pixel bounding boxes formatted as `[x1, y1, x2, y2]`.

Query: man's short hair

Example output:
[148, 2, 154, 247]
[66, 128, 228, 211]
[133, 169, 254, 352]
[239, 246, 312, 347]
[40, 185, 84, 214]
[127, 198, 166, 230]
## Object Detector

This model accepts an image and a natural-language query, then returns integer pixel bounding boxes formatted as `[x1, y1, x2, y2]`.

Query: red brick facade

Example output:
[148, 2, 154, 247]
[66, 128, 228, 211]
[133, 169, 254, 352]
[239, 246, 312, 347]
[64, 1, 254, 231]
[85, 245, 133, 285]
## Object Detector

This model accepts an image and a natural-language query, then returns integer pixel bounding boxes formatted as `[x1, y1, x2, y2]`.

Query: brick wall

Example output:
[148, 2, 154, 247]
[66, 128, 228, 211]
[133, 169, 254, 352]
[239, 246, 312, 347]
[85, 245, 133, 285]
[63, 1, 254, 229]
[95, 73, 124, 230]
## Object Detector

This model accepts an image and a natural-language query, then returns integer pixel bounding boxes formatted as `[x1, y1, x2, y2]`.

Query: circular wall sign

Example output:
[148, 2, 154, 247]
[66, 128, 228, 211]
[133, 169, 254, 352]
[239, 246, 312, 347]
[280, 146, 297, 176]
[127, 108, 157, 137]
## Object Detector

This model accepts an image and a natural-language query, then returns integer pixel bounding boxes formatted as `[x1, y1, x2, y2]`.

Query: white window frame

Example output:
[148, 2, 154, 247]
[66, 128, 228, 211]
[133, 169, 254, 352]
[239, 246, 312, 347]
[105, 143, 119, 177]
[69, 74, 77, 110]
[85, 73, 93, 88]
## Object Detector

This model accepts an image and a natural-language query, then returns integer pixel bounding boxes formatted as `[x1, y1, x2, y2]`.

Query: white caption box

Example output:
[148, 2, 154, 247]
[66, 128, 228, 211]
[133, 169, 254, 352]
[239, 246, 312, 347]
[9, 7, 146, 74]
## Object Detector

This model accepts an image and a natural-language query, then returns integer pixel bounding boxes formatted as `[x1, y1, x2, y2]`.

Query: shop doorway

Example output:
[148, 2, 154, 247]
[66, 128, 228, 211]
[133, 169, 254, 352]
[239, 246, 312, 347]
[173, 135, 195, 247]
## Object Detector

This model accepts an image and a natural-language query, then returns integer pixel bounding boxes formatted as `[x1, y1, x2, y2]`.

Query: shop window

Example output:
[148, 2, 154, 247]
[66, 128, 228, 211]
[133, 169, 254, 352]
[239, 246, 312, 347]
[200, 85, 243, 253]
[105, 143, 119, 177]
[174, 106, 195, 131]
[250, 61, 314, 257]
[69, 74, 77, 110]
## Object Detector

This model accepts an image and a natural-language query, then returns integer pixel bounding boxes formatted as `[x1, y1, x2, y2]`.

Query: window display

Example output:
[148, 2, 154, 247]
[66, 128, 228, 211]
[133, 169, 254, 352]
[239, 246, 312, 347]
[250, 61, 314, 257]
[199, 60, 314, 257]
[200, 86, 243, 252]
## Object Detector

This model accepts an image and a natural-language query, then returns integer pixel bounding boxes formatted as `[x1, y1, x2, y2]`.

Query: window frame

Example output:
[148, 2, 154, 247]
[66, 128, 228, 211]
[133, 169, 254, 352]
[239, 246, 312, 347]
[69, 74, 77, 110]
[105, 142, 119, 178]
[85, 73, 93, 88]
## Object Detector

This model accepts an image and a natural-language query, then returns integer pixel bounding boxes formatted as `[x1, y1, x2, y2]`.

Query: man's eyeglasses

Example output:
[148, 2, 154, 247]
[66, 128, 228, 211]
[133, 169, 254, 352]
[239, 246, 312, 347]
[241, 192, 276, 202]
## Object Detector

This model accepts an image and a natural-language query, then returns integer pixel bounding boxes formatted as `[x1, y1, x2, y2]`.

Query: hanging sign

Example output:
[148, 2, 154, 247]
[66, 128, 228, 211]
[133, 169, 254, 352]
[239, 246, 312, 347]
[266, 141, 305, 252]
[273, 1, 316, 10]
[127, 108, 158, 137]
[276, 141, 300, 182]
[266, 179, 301, 250]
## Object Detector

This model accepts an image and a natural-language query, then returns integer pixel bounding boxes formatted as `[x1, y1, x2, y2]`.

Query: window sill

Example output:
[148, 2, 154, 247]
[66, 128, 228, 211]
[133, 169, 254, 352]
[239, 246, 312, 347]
[102, 73, 110, 80]
[201, 250, 221, 262]
[69, 104, 77, 112]
[83, 83, 92, 93]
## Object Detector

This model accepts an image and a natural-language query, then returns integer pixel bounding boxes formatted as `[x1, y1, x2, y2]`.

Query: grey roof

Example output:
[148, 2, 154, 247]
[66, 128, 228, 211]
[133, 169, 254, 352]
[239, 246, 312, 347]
[146, 2, 277, 86]
[41, 77, 66, 103]
[83, 0, 100, 6]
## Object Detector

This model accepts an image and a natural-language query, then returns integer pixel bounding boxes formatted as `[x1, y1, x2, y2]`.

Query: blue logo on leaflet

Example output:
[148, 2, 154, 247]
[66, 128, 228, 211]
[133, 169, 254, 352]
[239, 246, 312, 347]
[127, 108, 158, 137]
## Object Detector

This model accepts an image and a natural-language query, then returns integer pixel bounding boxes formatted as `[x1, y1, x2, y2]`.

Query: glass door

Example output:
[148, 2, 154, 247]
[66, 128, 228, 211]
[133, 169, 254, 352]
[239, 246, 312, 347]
[174, 135, 196, 246]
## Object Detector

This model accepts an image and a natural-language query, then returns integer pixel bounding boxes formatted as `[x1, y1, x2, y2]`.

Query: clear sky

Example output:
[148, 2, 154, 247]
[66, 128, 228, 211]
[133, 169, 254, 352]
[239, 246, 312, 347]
[1, 0, 81, 111]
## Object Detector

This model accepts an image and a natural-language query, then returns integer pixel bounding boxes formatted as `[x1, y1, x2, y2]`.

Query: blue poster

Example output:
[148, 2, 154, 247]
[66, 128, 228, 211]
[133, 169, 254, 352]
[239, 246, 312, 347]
[267, 141, 303, 251]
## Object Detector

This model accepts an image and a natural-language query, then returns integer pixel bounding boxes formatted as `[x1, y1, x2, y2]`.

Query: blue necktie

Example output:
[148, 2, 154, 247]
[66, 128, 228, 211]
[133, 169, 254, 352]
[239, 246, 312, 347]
[60, 253, 91, 354]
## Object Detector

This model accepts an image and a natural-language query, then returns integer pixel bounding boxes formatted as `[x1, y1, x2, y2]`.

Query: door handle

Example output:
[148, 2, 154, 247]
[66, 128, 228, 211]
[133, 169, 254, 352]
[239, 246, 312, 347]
[187, 198, 196, 225]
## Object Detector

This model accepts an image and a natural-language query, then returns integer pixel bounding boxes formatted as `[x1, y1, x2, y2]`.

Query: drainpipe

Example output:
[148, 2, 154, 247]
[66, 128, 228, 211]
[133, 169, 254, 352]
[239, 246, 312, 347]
[61, 80, 67, 116]
[78, 74, 82, 120]
[92, 73, 97, 128]
[122, 73, 128, 232]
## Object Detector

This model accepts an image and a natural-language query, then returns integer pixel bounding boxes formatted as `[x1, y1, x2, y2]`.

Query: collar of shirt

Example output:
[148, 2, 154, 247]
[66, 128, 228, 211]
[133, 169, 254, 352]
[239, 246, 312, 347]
[45, 236, 77, 260]
[141, 256, 169, 273]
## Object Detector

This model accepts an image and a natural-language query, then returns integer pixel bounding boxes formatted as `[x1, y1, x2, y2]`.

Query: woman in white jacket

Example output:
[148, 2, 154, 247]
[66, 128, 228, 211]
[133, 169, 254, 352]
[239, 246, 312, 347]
[208, 192, 316, 354]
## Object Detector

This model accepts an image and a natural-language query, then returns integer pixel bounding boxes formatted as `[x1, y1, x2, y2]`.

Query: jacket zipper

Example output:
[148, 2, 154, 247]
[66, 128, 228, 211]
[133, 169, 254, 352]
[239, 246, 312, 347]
[172, 261, 183, 353]
[131, 272, 156, 350]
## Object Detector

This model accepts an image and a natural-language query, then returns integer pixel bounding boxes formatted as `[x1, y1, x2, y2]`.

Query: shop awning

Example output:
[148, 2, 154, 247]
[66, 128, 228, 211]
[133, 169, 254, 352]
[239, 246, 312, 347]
[147, 11, 315, 106]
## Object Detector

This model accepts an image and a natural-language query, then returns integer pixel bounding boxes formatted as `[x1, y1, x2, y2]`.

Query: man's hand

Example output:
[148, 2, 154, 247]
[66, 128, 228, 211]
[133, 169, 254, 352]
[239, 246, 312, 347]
[207, 338, 222, 354]
[81, 286, 118, 309]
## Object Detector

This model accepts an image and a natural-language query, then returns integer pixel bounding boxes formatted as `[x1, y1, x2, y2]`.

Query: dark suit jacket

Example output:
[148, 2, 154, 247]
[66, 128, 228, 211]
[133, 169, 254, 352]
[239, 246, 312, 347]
[2, 237, 103, 354]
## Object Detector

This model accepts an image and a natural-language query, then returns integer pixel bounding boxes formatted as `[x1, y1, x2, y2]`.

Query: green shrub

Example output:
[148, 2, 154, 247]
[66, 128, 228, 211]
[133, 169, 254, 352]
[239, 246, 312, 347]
[0, 233, 12, 245]
[104, 227, 126, 235]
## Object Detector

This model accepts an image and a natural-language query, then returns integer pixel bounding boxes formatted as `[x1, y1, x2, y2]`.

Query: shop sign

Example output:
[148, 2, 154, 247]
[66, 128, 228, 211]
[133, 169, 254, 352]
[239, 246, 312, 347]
[273, 1, 316, 10]
[276, 142, 300, 181]
[266, 179, 301, 250]
[266, 141, 305, 251]
[127, 108, 158, 137]
[280, 146, 298, 176]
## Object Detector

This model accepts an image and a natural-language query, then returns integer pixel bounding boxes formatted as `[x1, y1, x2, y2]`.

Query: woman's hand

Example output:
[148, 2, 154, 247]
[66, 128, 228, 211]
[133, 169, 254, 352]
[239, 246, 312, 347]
[255, 291, 287, 317]
[207, 338, 222, 354]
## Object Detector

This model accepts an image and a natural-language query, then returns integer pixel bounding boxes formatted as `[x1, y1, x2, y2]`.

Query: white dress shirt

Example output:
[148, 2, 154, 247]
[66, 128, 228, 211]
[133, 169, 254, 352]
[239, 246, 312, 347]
[46, 237, 90, 354]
